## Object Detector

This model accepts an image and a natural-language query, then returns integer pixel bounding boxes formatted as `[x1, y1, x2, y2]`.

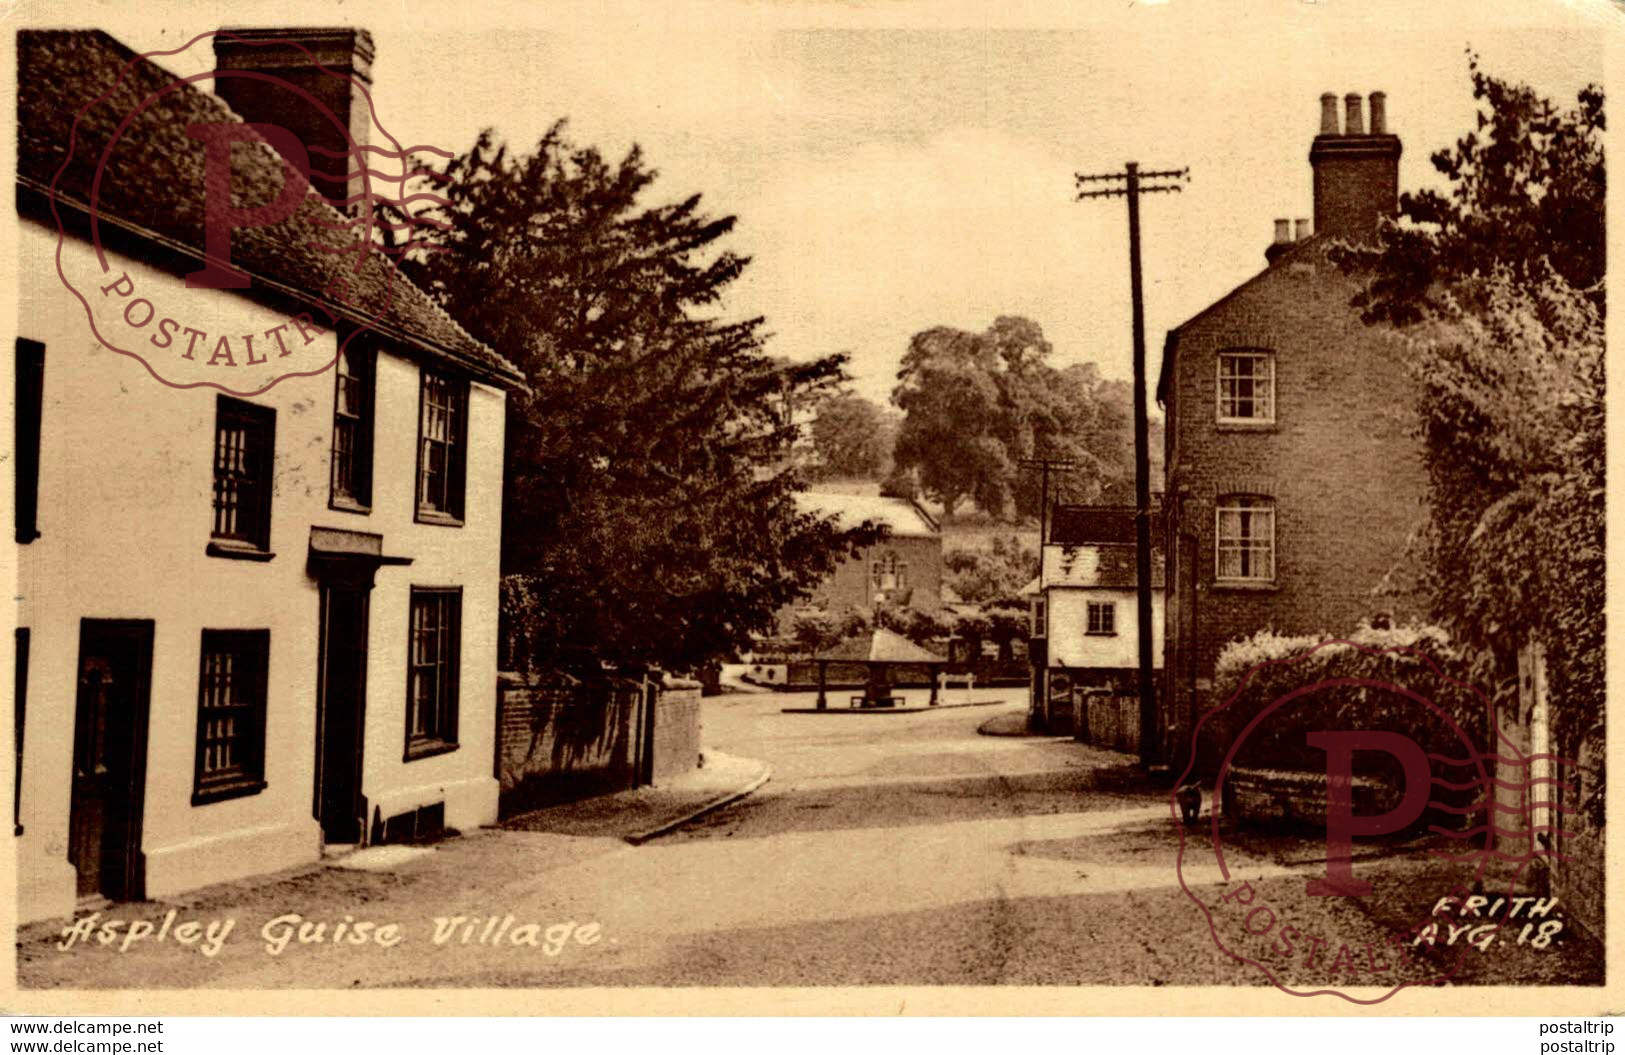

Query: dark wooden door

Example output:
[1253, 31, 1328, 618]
[68, 621, 151, 900]
[316, 585, 369, 844]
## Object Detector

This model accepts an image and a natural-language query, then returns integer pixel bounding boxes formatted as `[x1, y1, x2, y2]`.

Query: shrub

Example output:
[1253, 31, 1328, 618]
[1201, 622, 1489, 793]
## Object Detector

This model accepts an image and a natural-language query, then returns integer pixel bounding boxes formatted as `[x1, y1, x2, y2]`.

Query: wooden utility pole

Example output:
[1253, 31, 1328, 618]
[1018, 456, 1078, 545]
[1076, 161, 1188, 768]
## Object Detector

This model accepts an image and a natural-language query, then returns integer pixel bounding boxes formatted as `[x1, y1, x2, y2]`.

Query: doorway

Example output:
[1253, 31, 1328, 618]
[315, 584, 369, 845]
[68, 620, 152, 901]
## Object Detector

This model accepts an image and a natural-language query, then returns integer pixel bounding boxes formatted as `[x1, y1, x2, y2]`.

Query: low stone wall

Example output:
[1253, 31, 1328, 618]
[495, 672, 705, 817]
[1222, 767, 1401, 829]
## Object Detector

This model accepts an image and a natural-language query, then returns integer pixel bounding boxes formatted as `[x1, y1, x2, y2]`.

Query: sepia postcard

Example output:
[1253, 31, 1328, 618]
[1, 0, 1619, 1019]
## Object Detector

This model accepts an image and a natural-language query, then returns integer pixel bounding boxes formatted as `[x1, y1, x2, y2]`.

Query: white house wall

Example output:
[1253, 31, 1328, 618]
[1045, 588, 1165, 671]
[15, 219, 506, 922]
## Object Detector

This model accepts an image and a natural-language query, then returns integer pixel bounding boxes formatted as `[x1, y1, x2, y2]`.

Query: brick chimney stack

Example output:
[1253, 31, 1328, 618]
[212, 28, 376, 216]
[1308, 90, 1402, 243]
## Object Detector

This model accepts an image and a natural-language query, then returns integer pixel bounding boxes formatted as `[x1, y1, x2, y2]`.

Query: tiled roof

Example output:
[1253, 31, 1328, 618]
[1050, 505, 1136, 545]
[815, 626, 946, 663]
[16, 30, 525, 390]
[794, 491, 939, 538]
[1041, 542, 1165, 590]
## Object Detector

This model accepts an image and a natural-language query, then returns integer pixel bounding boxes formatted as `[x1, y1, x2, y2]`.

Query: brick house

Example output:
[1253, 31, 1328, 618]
[1157, 89, 1604, 942]
[14, 29, 527, 922]
[1156, 91, 1429, 759]
[1028, 505, 1164, 737]
[777, 491, 943, 631]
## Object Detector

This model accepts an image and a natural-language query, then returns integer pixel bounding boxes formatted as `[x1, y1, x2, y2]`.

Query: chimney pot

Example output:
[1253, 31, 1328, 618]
[1294, 218, 1310, 241]
[1368, 91, 1388, 134]
[1273, 218, 1293, 244]
[1319, 93, 1339, 134]
[1344, 92, 1364, 135]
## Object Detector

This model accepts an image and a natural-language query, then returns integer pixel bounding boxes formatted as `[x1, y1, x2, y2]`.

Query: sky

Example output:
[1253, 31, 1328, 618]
[57, 0, 1615, 408]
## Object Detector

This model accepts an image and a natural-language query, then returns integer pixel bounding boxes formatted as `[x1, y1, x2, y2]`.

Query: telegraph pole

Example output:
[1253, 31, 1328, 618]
[1018, 456, 1078, 545]
[1076, 161, 1188, 769]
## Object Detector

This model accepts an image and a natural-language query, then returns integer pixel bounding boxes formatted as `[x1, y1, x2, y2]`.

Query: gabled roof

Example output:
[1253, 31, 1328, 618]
[1041, 541, 1165, 590]
[794, 491, 939, 538]
[815, 626, 946, 664]
[16, 30, 525, 390]
[1155, 236, 1331, 406]
[1049, 499, 1163, 546]
[1050, 505, 1135, 546]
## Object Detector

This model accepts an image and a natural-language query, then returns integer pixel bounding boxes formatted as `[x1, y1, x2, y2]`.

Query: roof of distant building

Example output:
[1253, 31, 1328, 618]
[1041, 542, 1165, 590]
[16, 30, 526, 390]
[794, 491, 939, 538]
[814, 626, 946, 664]
[1048, 499, 1163, 546]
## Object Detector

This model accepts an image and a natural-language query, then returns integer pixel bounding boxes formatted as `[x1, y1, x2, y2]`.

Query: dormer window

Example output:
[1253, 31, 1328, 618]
[1217, 350, 1275, 423]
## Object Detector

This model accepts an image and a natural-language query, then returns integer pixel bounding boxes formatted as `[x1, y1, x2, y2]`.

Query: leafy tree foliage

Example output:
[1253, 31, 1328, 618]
[1410, 267, 1603, 822]
[943, 535, 1037, 605]
[1335, 59, 1606, 821]
[1339, 54, 1604, 324]
[809, 392, 892, 480]
[890, 317, 1141, 520]
[400, 123, 882, 673]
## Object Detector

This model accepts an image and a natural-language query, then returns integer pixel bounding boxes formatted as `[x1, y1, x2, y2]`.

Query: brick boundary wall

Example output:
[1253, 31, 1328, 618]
[495, 672, 706, 816]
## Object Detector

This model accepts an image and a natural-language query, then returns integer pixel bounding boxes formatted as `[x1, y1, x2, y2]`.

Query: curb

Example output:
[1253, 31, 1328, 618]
[623, 766, 772, 846]
[976, 711, 1060, 737]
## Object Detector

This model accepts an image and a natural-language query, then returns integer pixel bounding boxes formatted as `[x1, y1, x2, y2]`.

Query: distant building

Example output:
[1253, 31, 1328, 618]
[779, 492, 942, 630]
[1028, 505, 1164, 736]
[1156, 90, 1427, 761]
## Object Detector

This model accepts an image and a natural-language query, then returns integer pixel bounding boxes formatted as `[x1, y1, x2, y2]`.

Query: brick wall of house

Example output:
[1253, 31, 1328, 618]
[814, 534, 943, 614]
[1161, 246, 1431, 755]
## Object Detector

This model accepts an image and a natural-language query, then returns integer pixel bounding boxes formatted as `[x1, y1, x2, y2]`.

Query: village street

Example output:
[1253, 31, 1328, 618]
[17, 690, 1598, 992]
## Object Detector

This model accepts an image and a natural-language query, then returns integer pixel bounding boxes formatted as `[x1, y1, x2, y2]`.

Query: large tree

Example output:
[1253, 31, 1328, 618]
[891, 317, 1139, 520]
[1339, 53, 1604, 325]
[808, 391, 891, 480]
[396, 123, 883, 673]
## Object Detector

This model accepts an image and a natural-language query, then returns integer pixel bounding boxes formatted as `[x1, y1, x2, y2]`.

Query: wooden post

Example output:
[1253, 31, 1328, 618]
[816, 660, 828, 710]
[929, 664, 941, 706]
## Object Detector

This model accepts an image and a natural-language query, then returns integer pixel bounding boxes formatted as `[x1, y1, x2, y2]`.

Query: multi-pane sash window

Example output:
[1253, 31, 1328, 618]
[1086, 601, 1117, 635]
[211, 397, 275, 552]
[330, 345, 374, 508]
[1031, 597, 1047, 639]
[416, 372, 467, 522]
[1217, 351, 1275, 422]
[1216, 496, 1276, 582]
[192, 630, 269, 803]
[406, 588, 461, 757]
